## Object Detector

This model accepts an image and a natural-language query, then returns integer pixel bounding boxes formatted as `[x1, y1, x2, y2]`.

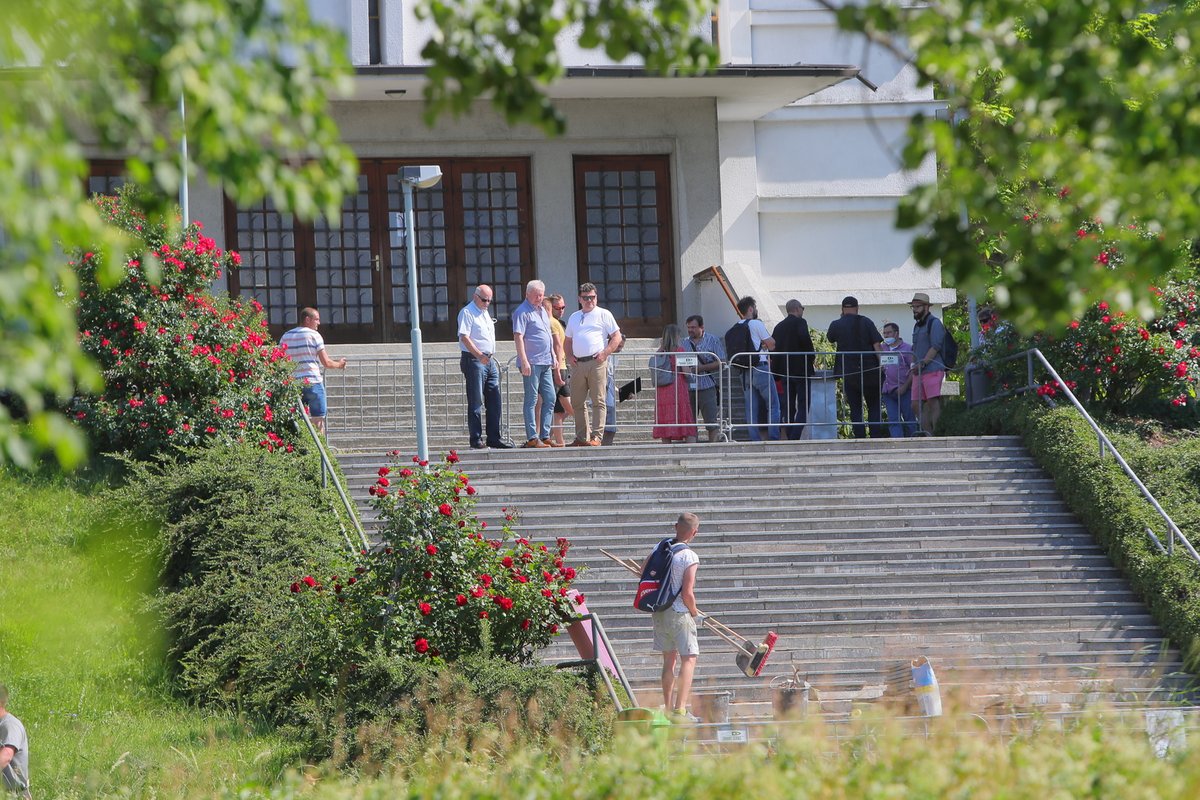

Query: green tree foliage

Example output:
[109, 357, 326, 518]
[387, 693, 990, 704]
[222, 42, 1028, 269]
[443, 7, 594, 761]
[821, 0, 1200, 328]
[418, 0, 717, 134]
[0, 0, 358, 469]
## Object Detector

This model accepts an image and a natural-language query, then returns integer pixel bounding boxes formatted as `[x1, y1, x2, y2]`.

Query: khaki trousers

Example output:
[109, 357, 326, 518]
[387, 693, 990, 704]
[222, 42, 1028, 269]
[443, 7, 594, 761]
[570, 357, 607, 441]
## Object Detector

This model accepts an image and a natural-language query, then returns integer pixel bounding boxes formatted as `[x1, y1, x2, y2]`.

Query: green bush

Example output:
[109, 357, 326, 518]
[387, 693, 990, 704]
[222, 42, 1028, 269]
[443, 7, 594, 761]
[292, 452, 583, 665]
[116, 442, 610, 763]
[113, 442, 351, 723]
[943, 398, 1200, 670]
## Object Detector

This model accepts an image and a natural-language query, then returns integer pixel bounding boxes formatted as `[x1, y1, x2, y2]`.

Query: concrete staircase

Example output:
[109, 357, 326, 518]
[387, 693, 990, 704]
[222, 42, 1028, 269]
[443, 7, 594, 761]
[332, 437, 1197, 725]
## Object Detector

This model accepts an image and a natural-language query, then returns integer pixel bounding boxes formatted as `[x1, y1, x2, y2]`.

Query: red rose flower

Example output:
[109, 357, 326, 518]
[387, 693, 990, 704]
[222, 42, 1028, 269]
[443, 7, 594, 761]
[290, 582, 301, 593]
[426, 544, 438, 556]
[302, 576, 317, 587]
[377, 477, 390, 487]
[562, 567, 577, 580]
[439, 503, 453, 516]
[419, 602, 432, 616]
[479, 611, 489, 619]
[447, 451, 460, 464]
[378, 467, 390, 477]
[471, 586, 486, 598]
[502, 556, 514, 568]
[414, 638, 430, 654]
[466, 486, 476, 495]
[480, 574, 493, 587]
[520, 619, 531, 630]
[456, 594, 468, 606]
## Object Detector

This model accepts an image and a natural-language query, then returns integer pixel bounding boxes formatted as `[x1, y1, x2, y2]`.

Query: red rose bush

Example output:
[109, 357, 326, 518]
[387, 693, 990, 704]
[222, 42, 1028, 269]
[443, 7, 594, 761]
[290, 451, 582, 663]
[69, 188, 303, 459]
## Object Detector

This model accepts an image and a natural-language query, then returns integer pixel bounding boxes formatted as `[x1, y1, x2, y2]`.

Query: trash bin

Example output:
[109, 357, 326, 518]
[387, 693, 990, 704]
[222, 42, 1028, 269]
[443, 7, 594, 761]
[772, 682, 810, 720]
[692, 691, 733, 724]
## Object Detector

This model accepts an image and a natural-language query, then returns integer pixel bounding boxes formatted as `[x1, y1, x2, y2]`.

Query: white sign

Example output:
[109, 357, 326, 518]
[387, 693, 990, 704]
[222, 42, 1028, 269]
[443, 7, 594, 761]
[675, 354, 699, 368]
[716, 728, 748, 744]
[879, 354, 900, 366]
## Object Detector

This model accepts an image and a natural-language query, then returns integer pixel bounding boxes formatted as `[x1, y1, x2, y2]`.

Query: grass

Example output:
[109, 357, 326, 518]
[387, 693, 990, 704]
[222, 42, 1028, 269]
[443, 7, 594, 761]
[0, 468, 302, 798]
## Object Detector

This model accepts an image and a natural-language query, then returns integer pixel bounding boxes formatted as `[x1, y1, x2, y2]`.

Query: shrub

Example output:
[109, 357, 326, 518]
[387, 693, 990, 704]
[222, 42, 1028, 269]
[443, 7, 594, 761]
[971, 281, 1199, 421]
[119, 443, 607, 763]
[114, 441, 351, 724]
[943, 398, 1200, 670]
[287, 452, 583, 665]
[70, 188, 303, 460]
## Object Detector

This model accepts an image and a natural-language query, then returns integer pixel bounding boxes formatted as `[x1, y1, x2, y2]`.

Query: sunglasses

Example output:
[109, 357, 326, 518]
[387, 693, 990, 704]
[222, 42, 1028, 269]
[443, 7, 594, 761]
[475, 296, 492, 303]
[580, 295, 597, 301]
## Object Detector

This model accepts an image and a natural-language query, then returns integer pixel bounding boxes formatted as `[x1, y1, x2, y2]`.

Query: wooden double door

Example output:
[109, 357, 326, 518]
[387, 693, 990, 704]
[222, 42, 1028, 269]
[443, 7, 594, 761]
[225, 158, 535, 343]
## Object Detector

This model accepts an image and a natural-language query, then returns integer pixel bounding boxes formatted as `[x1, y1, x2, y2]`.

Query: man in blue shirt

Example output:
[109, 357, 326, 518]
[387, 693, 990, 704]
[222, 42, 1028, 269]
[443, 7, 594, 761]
[684, 315, 726, 442]
[512, 280, 556, 448]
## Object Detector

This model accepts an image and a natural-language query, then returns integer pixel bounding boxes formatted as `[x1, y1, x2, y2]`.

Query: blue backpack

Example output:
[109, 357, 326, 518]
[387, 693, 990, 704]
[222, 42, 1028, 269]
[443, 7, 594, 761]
[634, 538, 691, 612]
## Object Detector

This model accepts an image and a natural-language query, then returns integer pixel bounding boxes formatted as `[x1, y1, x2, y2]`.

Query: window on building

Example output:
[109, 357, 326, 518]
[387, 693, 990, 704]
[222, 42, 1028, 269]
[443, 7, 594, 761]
[225, 158, 534, 343]
[573, 155, 676, 336]
[368, 0, 382, 65]
[87, 161, 126, 196]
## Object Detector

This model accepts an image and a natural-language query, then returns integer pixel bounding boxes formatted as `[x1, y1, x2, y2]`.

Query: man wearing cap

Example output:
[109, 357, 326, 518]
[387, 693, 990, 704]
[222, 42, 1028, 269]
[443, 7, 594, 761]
[827, 296, 884, 438]
[910, 292, 948, 435]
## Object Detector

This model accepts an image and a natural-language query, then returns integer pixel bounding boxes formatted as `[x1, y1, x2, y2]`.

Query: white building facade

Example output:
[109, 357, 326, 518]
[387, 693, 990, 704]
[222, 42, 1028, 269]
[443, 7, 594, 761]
[88, 0, 951, 343]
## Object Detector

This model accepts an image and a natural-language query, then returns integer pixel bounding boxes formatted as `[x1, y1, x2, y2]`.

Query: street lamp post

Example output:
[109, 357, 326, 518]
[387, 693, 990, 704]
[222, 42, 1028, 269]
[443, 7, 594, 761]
[399, 165, 443, 464]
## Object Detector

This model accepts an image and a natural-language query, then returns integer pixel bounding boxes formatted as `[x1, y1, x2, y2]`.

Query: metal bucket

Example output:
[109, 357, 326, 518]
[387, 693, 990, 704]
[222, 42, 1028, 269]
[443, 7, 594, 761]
[693, 691, 733, 724]
[773, 683, 810, 720]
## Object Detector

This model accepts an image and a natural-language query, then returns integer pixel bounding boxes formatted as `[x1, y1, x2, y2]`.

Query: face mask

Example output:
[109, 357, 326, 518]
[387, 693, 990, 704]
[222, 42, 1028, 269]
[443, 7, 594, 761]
[883, 336, 896, 345]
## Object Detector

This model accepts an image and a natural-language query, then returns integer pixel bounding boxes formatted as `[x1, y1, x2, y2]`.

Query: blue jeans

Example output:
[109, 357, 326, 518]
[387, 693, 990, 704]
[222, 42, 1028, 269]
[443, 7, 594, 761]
[522, 364, 555, 441]
[743, 365, 780, 441]
[461, 353, 502, 447]
[605, 358, 618, 431]
[883, 389, 918, 438]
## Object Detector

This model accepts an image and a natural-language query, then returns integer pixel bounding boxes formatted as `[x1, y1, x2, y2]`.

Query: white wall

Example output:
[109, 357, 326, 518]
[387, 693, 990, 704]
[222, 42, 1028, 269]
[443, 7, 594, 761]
[716, 0, 953, 321]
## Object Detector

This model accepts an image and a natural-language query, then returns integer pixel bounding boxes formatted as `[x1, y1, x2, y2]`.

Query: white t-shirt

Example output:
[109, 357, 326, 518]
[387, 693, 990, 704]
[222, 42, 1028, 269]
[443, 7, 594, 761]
[668, 546, 700, 614]
[747, 318, 771, 364]
[564, 307, 620, 358]
[457, 301, 496, 354]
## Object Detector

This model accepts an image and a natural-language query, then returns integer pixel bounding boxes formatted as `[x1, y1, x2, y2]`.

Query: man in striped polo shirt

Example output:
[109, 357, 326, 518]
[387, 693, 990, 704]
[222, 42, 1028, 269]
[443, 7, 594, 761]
[280, 307, 347, 434]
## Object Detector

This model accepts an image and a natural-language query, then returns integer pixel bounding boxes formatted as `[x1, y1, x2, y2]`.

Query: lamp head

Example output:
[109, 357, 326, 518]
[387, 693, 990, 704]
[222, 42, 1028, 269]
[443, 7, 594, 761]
[400, 165, 443, 189]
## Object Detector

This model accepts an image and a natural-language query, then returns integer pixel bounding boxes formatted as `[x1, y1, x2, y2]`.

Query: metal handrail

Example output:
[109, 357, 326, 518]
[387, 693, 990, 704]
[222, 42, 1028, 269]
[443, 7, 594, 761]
[298, 404, 370, 554]
[968, 348, 1200, 565]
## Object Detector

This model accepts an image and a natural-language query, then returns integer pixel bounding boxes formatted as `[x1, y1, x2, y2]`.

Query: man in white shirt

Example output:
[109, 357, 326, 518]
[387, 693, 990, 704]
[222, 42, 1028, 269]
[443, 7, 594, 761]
[646, 513, 703, 722]
[734, 296, 780, 441]
[457, 284, 511, 450]
[279, 307, 347, 434]
[563, 282, 623, 446]
[0, 685, 30, 798]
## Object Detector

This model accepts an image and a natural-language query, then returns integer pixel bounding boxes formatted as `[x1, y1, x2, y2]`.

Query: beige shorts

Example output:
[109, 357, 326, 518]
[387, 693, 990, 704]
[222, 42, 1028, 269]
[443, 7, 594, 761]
[653, 609, 699, 656]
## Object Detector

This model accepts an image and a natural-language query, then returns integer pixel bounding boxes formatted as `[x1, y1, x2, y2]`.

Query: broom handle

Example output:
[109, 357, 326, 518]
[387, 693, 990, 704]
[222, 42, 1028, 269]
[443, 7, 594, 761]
[597, 547, 754, 649]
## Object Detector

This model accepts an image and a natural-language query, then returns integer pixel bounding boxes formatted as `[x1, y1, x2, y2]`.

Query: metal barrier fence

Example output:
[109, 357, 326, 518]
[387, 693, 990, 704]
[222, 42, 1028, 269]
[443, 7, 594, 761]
[321, 349, 958, 447]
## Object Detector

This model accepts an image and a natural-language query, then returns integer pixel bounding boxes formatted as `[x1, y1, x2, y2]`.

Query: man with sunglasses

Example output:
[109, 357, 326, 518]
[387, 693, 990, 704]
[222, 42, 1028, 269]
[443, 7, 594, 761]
[457, 284, 512, 450]
[563, 283, 623, 446]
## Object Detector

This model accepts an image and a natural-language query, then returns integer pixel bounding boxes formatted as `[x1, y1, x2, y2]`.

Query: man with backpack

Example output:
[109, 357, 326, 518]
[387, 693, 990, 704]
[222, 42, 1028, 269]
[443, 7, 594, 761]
[640, 512, 703, 722]
[909, 292, 952, 435]
[726, 297, 779, 441]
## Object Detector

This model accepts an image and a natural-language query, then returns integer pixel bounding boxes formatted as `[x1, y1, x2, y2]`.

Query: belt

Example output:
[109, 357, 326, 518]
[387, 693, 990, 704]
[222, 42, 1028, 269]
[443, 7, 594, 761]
[576, 353, 598, 362]
[462, 351, 493, 358]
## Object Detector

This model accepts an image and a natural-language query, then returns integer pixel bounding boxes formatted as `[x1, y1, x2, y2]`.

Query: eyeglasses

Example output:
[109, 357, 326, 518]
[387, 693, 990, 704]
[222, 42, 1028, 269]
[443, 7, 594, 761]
[580, 295, 597, 301]
[475, 295, 492, 303]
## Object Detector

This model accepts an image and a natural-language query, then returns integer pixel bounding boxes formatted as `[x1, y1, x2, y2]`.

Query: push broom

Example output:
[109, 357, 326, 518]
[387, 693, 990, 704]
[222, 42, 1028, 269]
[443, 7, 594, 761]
[599, 548, 778, 678]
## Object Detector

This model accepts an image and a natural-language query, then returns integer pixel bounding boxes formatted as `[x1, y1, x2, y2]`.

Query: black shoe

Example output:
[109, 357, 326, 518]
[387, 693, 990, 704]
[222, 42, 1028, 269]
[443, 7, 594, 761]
[470, 442, 488, 450]
[487, 439, 515, 449]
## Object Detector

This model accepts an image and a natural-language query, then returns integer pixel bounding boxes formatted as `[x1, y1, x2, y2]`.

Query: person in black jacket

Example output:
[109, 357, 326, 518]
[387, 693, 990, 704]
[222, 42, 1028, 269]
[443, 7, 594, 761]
[826, 296, 885, 439]
[771, 299, 815, 440]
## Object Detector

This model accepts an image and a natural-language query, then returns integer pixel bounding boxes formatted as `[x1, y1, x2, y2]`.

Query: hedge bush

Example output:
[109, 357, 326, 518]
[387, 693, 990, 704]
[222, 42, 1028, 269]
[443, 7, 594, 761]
[942, 399, 1200, 670]
[115, 442, 611, 763]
